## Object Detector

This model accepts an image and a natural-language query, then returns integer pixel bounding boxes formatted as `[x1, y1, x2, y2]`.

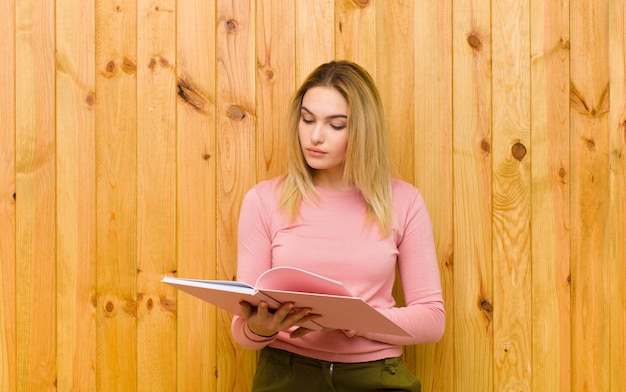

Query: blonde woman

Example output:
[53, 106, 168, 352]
[232, 61, 444, 391]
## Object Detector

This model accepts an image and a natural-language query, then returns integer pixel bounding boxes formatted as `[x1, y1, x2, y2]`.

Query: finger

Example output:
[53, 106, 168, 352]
[238, 301, 254, 319]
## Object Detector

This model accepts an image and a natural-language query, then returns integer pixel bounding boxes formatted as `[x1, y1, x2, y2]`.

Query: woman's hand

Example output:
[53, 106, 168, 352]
[239, 301, 321, 338]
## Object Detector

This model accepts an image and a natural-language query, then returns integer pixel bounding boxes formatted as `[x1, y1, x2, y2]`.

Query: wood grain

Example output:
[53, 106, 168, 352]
[530, 0, 571, 390]
[0, 0, 16, 390]
[256, 0, 294, 180]
[413, 1, 454, 390]
[295, 0, 334, 84]
[15, 0, 57, 390]
[606, 0, 626, 390]
[491, 0, 532, 390]
[95, 1, 138, 390]
[452, 0, 494, 390]
[570, 0, 610, 390]
[55, 0, 96, 390]
[335, 0, 377, 73]
[175, 0, 218, 390]
[216, 1, 258, 390]
[136, 1, 178, 390]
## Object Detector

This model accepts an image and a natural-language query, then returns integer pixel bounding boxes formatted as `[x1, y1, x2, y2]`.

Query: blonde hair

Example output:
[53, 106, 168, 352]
[279, 60, 394, 235]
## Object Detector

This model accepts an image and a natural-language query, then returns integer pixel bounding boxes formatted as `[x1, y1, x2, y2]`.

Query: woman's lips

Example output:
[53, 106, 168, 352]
[306, 147, 326, 157]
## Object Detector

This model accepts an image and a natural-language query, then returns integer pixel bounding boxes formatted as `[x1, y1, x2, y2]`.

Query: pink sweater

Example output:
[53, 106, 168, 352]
[231, 177, 445, 363]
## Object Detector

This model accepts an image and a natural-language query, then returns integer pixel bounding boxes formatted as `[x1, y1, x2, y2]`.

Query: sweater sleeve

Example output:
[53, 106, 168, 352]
[230, 185, 277, 350]
[355, 190, 445, 345]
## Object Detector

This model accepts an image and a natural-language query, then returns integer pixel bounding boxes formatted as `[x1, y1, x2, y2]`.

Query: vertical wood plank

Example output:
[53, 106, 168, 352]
[491, 0, 532, 390]
[413, 1, 454, 390]
[175, 0, 218, 390]
[295, 0, 334, 84]
[136, 1, 177, 390]
[15, 0, 56, 389]
[377, 0, 414, 182]
[0, 0, 16, 390]
[570, 0, 610, 390]
[335, 0, 377, 73]
[256, 0, 294, 180]
[606, 0, 626, 390]
[95, 1, 138, 390]
[530, 1, 571, 391]
[452, 1, 493, 390]
[216, 1, 258, 390]
[55, 0, 97, 390]
[375, 0, 417, 375]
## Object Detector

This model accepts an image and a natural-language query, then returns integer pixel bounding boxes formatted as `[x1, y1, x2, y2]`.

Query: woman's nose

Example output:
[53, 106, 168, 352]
[311, 125, 324, 144]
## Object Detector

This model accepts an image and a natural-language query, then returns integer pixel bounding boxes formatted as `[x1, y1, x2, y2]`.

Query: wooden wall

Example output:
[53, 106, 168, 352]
[0, 0, 624, 391]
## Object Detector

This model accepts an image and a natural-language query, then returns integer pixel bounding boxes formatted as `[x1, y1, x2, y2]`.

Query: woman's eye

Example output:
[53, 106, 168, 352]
[302, 117, 314, 124]
[330, 124, 346, 130]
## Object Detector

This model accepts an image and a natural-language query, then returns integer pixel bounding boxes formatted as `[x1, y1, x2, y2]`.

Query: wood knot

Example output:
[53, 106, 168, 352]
[146, 297, 154, 311]
[104, 301, 115, 315]
[584, 138, 595, 150]
[467, 33, 483, 51]
[160, 297, 177, 313]
[479, 298, 493, 313]
[354, 0, 371, 7]
[85, 93, 95, 107]
[102, 60, 117, 77]
[202, 153, 211, 160]
[227, 105, 246, 120]
[148, 58, 158, 71]
[121, 57, 137, 74]
[511, 142, 527, 161]
[481, 139, 491, 154]
[177, 78, 209, 112]
[159, 57, 170, 68]
[226, 19, 238, 33]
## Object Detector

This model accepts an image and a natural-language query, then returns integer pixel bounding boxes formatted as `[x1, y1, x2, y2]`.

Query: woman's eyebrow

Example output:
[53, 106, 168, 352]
[301, 106, 348, 119]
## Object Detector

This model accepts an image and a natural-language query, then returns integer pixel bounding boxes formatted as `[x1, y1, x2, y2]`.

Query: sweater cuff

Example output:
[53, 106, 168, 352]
[243, 324, 279, 342]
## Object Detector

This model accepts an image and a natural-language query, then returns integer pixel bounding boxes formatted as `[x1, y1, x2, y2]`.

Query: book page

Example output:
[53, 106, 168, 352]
[255, 266, 354, 296]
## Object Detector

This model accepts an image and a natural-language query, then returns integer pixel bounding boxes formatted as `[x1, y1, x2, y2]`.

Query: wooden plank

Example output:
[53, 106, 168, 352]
[452, 0, 493, 390]
[335, 0, 377, 73]
[374, 0, 417, 374]
[570, 0, 610, 390]
[377, 0, 414, 182]
[491, 0, 532, 390]
[55, 0, 96, 390]
[136, 1, 177, 390]
[95, 1, 138, 390]
[0, 0, 16, 390]
[216, 1, 258, 390]
[529, 1, 571, 391]
[606, 0, 626, 390]
[413, 1, 454, 390]
[175, 0, 218, 390]
[295, 0, 334, 84]
[15, 0, 56, 389]
[256, 0, 294, 180]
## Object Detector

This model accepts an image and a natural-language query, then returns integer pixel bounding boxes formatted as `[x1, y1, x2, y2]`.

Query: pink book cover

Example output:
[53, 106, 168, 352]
[162, 267, 412, 337]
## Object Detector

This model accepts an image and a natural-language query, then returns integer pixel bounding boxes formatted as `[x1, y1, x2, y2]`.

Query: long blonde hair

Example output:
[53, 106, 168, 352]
[279, 60, 394, 235]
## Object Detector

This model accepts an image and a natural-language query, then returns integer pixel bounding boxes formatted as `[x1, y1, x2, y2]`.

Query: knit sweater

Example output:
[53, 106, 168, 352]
[231, 177, 445, 363]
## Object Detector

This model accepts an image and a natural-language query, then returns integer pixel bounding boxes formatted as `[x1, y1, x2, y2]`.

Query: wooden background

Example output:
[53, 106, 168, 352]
[0, 0, 624, 391]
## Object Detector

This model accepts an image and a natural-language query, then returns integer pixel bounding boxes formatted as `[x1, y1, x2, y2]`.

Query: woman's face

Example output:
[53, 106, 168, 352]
[298, 86, 350, 184]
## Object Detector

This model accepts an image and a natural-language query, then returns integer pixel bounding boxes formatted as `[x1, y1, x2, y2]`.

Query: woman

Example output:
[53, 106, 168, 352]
[231, 60, 445, 391]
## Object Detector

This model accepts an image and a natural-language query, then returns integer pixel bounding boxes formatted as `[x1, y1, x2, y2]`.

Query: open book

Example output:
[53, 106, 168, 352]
[161, 266, 412, 337]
